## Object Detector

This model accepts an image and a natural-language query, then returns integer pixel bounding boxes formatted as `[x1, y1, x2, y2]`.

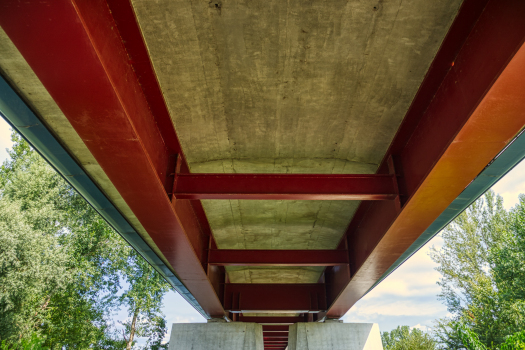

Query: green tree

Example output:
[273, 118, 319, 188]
[119, 251, 170, 350]
[453, 321, 487, 350]
[381, 325, 437, 350]
[491, 194, 525, 328]
[0, 135, 72, 341]
[501, 330, 525, 350]
[449, 321, 525, 350]
[430, 191, 525, 348]
[0, 132, 171, 348]
[0, 197, 69, 341]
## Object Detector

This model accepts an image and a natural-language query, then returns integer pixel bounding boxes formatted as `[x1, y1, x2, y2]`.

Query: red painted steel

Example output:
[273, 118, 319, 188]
[263, 333, 289, 337]
[174, 174, 397, 200]
[103, 0, 217, 257]
[104, 0, 181, 157]
[263, 326, 290, 332]
[0, 0, 224, 317]
[239, 316, 305, 324]
[326, 0, 525, 317]
[209, 249, 349, 266]
[224, 284, 327, 312]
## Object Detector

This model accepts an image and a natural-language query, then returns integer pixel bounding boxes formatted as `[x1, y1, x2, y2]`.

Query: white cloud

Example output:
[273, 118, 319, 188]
[361, 237, 444, 300]
[411, 324, 431, 332]
[0, 117, 13, 164]
[342, 233, 447, 331]
[350, 299, 444, 317]
[492, 160, 525, 210]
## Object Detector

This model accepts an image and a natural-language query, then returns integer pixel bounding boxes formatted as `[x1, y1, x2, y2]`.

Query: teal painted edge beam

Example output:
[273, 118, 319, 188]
[365, 127, 525, 296]
[0, 75, 208, 318]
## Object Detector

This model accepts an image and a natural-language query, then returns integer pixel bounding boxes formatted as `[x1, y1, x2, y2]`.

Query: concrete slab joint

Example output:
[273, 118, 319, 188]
[168, 322, 263, 350]
[288, 323, 383, 350]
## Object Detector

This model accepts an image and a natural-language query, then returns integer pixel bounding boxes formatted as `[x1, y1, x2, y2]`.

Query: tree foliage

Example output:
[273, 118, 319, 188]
[0, 132, 171, 348]
[430, 191, 525, 349]
[500, 330, 525, 350]
[381, 325, 437, 350]
[119, 252, 169, 350]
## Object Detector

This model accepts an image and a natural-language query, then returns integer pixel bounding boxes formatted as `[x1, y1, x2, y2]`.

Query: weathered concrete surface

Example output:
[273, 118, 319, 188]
[168, 322, 263, 350]
[288, 323, 383, 350]
[0, 28, 170, 270]
[132, 0, 463, 286]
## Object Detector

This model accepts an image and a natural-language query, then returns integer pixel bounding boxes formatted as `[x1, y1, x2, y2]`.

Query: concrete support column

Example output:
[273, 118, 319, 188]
[168, 322, 263, 350]
[288, 322, 383, 350]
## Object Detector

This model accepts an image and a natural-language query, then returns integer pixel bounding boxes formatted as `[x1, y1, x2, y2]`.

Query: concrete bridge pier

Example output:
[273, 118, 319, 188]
[288, 322, 383, 350]
[167, 322, 264, 350]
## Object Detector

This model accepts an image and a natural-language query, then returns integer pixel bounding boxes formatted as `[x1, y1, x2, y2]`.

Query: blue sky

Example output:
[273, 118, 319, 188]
[2, 116, 525, 339]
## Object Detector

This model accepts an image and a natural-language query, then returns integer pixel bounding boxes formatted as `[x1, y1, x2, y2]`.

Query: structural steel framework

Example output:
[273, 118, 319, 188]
[1, 0, 525, 349]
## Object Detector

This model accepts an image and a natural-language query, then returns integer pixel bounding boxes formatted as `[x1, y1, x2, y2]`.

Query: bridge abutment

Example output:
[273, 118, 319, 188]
[288, 322, 383, 350]
[167, 322, 263, 350]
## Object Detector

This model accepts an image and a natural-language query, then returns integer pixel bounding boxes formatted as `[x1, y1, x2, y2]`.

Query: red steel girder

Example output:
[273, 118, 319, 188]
[104, 0, 218, 265]
[209, 249, 349, 266]
[100, 0, 218, 270]
[263, 326, 290, 332]
[174, 173, 398, 200]
[326, 0, 525, 317]
[239, 316, 305, 324]
[265, 344, 288, 347]
[263, 333, 289, 337]
[224, 284, 326, 313]
[0, 0, 224, 317]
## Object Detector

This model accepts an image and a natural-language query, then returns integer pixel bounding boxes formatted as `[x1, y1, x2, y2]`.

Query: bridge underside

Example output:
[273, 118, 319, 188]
[1, 0, 525, 349]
